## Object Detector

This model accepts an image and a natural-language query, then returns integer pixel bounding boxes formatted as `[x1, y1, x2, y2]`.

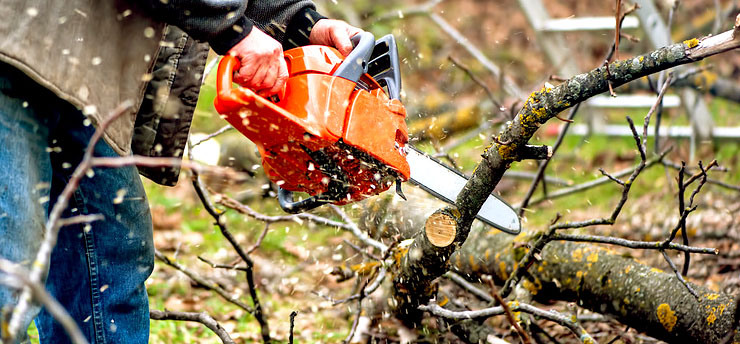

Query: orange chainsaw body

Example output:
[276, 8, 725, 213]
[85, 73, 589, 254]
[214, 45, 410, 205]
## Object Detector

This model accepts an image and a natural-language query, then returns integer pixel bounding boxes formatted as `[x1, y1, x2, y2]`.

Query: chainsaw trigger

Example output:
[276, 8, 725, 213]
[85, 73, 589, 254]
[395, 179, 407, 201]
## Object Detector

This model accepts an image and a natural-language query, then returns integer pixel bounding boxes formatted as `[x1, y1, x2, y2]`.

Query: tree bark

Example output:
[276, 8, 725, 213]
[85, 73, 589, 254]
[451, 229, 739, 344]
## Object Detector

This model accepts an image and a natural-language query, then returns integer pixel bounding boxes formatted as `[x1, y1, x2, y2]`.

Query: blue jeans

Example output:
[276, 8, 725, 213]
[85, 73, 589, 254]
[0, 66, 154, 343]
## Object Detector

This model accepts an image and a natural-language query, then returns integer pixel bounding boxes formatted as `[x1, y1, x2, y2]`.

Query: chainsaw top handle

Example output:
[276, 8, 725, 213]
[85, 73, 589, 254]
[332, 31, 375, 83]
[217, 32, 374, 100]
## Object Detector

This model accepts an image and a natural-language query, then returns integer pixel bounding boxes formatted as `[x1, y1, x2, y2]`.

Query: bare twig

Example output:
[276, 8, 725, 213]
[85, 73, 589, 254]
[7, 100, 134, 341]
[550, 234, 717, 254]
[56, 214, 104, 228]
[549, 119, 654, 231]
[189, 168, 271, 342]
[448, 55, 503, 111]
[500, 227, 557, 298]
[329, 204, 389, 253]
[483, 276, 532, 344]
[661, 250, 698, 298]
[0, 259, 88, 344]
[197, 256, 248, 272]
[289, 311, 298, 344]
[445, 272, 494, 303]
[518, 103, 582, 215]
[247, 223, 271, 255]
[191, 125, 234, 148]
[155, 250, 254, 312]
[150, 309, 234, 344]
[419, 303, 596, 343]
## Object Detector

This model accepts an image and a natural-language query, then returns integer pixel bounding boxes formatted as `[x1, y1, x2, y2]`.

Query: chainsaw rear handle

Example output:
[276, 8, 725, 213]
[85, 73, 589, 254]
[216, 54, 286, 102]
[278, 187, 331, 214]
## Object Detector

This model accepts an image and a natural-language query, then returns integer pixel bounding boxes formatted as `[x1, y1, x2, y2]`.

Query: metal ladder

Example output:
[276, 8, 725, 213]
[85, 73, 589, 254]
[516, 0, 719, 159]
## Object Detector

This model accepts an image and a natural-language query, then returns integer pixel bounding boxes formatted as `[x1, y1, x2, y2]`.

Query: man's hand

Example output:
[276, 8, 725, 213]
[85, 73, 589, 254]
[309, 19, 363, 56]
[227, 28, 288, 96]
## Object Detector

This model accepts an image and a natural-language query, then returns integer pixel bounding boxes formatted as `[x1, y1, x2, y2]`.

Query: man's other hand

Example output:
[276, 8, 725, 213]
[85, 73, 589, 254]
[227, 28, 288, 96]
[309, 19, 363, 56]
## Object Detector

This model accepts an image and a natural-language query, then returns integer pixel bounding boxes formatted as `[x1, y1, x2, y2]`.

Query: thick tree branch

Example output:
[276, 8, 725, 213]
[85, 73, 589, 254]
[392, 20, 740, 325]
[452, 231, 737, 344]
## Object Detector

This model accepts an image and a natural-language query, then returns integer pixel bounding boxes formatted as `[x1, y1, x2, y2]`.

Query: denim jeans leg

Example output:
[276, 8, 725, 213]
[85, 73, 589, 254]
[33, 104, 154, 343]
[0, 70, 53, 344]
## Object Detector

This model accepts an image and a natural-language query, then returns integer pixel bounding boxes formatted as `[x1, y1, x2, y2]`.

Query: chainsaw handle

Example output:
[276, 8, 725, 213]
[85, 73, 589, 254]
[277, 188, 330, 214]
[216, 55, 239, 101]
[332, 31, 375, 83]
[216, 55, 285, 101]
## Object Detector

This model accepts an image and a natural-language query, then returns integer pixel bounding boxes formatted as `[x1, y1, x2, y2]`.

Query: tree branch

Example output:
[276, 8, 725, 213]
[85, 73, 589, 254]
[392, 19, 740, 325]
[150, 309, 234, 344]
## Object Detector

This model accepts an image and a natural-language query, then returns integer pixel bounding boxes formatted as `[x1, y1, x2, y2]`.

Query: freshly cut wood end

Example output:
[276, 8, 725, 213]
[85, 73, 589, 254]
[425, 211, 457, 247]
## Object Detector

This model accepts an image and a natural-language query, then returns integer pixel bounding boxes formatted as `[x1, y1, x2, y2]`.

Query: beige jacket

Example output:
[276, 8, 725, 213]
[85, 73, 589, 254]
[0, 0, 163, 155]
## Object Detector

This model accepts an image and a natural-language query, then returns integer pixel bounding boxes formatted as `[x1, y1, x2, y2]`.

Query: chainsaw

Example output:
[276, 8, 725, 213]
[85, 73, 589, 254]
[214, 32, 520, 234]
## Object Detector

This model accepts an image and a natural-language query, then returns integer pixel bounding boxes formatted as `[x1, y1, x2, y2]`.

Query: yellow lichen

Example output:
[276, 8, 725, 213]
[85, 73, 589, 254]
[705, 293, 720, 300]
[625, 265, 632, 274]
[469, 254, 479, 272]
[572, 248, 584, 262]
[587, 252, 599, 263]
[707, 312, 717, 325]
[657, 303, 677, 332]
[523, 280, 539, 295]
[499, 261, 508, 279]
[651, 267, 664, 273]
[485, 248, 491, 261]
[439, 295, 449, 307]
[639, 56, 644, 62]
[683, 38, 699, 48]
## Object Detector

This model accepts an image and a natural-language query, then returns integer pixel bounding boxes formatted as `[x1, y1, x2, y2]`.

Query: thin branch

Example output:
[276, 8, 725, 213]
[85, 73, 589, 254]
[500, 227, 557, 298]
[448, 55, 503, 111]
[289, 311, 298, 344]
[661, 250, 698, 298]
[518, 103, 582, 215]
[90, 156, 250, 182]
[523, 135, 668, 209]
[0, 259, 88, 344]
[550, 234, 717, 254]
[483, 276, 532, 344]
[328, 204, 389, 253]
[150, 309, 234, 344]
[549, 119, 654, 231]
[419, 303, 595, 343]
[197, 256, 248, 272]
[56, 214, 105, 228]
[445, 272, 494, 303]
[190, 125, 234, 148]
[216, 194, 366, 237]
[344, 278, 371, 343]
[247, 223, 271, 255]
[190, 168, 270, 342]
[154, 250, 254, 312]
[7, 100, 134, 341]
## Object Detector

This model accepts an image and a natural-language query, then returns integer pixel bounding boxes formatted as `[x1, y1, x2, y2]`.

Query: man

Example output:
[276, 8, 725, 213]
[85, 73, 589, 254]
[0, 1, 361, 342]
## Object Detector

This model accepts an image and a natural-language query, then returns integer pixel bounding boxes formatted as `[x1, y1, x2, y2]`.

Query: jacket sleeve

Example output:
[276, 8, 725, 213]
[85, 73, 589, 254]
[130, 0, 325, 53]
[244, 1, 324, 47]
[127, 0, 253, 54]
